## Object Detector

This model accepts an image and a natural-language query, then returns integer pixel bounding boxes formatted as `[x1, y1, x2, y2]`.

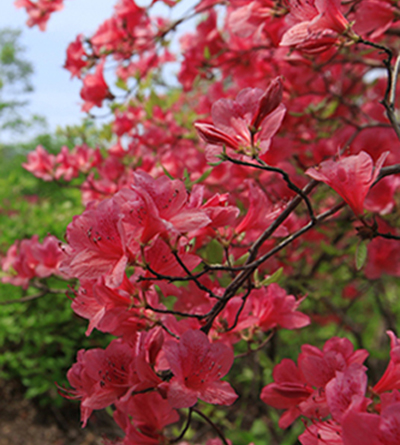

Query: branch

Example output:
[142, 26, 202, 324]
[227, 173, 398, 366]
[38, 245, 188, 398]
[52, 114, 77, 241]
[356, 38, 400, 142]
[224, 280, 252, 333]
[375, 163, 400, 183]
[0, 288, 66, 305]
[171, 249, 219, 299]
[0, 291, 47, 305]
[201, 201, 345, 334]
[191, 407, 229, 445]
[223, 153, 316, 222]
[375, 231, 400, 241]
[145, 303, 210, 320]
[235, 329, 275, 359]
[171, 408, 193, 443]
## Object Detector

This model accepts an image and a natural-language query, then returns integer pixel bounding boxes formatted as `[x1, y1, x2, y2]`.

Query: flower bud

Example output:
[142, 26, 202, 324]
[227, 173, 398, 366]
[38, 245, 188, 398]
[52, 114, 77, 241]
[252, 77, 283, 129]
[194, 122, 239, 149]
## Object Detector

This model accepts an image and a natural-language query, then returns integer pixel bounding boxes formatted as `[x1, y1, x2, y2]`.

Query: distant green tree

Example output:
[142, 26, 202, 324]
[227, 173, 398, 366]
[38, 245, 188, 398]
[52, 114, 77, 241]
[0, 28, 45, 136]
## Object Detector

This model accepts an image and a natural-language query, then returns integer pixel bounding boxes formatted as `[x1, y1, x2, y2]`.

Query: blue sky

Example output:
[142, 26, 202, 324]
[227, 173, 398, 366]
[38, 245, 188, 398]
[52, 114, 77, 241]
[1, 1, 194, 142]
[1, 1, 117, 140]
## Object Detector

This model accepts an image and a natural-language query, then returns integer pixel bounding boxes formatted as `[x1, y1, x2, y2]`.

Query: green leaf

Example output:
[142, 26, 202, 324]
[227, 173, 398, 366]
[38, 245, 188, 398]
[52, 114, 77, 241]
[161, 165, 175, 180]
[355, 241, 368, 270]
[205, 239, 223, 264]
[115, 77, 128, 91]
[193, 168, 213, 184]
[183, 168, 191, 187]
[260, 267, 284, 286]
[208, 160, 224, 167]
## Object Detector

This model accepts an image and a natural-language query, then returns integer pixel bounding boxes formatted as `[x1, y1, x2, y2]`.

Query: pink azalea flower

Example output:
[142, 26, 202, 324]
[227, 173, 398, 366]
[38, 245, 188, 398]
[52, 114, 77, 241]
[306, 151, 388, 216]
[299, 420, 343, 445]
[280, 0, 350, 53]
[132, 171, 211, 238]
[352, 0, 395, 39]
[374, 331, 400, 394]
[2, 235, 64, 288]
[60, 197, 130, 288]
[65, 334, 161, 427]
[80, 60, 113, 112]
[64, 34, 88, 79]
[247, 284, 310, 332]
[261, 337, 369, 428]
[195, 78, 285, 155]
[162, 330, 238, 408]
[298, 337, 369, 389]
[22, 145, 55, 181]
[325, 363, 368, 422]
[15, 0, 64, 31]
[65, 340, 137, 426]
[260, 358, 313, 428]
[71, 277, 151, 338]
[114, 392, 179, 445]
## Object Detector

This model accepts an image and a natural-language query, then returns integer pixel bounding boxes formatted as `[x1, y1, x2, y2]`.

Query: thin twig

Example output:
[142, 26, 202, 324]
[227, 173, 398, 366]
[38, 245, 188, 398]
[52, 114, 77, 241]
[376, 231, 400, 241]
[389, 53, 400, 108]
[235, 330, 276, 359]
[191, 407, 229, 445]
[171, 250, 219, 299]
[0, 292, 46, 305]
[171, 408, 193, 443]
[145, 303, 210, 320]
[201, 201, 345, 335]
[356, 38, 400, 142]
[0, 289, 65, 305]
[224, 281, 252, 333]
[223, 153, 316, 222]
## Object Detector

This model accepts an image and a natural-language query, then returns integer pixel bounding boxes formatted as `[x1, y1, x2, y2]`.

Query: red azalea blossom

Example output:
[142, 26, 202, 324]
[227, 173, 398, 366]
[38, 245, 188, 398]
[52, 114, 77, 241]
[64, 34, 88, 78]
[280, 0, 351, 53]
[374, 331, 400, 394]
[306, 151, 388, 216]
[2, 235, 64, 288]
[162, 329, 238, 408]
[246, 283, 310, 332]
[22, 145, 55, 181]
[80, 60, 113, 112]
[15, 0, 64, 31]
[195, 78, 285, 155]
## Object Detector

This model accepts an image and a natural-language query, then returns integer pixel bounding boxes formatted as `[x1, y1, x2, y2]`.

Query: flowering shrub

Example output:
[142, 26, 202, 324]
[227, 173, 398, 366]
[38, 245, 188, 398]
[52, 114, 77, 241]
[5, 0, 400, 443]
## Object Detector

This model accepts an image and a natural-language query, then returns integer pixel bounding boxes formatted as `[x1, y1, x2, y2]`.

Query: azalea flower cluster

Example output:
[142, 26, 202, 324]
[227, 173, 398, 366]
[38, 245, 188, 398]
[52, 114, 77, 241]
[2, 235, 64, 289]
[23, 144, 102, 182]
[262, 332, 400, 445]
[15, 0, 64, 31]
[10, 0, 400, 443]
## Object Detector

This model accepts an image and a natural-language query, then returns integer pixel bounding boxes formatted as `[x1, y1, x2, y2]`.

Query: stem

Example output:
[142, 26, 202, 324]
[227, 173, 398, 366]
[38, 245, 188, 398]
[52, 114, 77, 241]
[171, 408, 193, 443]
[191, 407, 229, 445]
[201, 201, 345, 335]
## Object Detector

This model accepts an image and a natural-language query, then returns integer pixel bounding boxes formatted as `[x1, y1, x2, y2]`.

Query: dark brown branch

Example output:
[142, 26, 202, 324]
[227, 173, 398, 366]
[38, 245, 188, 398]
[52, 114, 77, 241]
[201, 201, 345, 335]
[145, 303, 210, 320]
[235, 329, 275, 359]
[223, 153, 316, 222]
[356, 38, 400, 142]
[171, 408, 193, 443]
[171, 250, 219, 299]
[191, 407, 229, 445]
[224, 281, 253, 333]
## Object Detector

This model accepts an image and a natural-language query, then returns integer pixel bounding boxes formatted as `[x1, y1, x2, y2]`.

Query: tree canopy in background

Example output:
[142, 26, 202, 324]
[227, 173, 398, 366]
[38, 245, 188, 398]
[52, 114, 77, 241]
[0, 27, 45, 136]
